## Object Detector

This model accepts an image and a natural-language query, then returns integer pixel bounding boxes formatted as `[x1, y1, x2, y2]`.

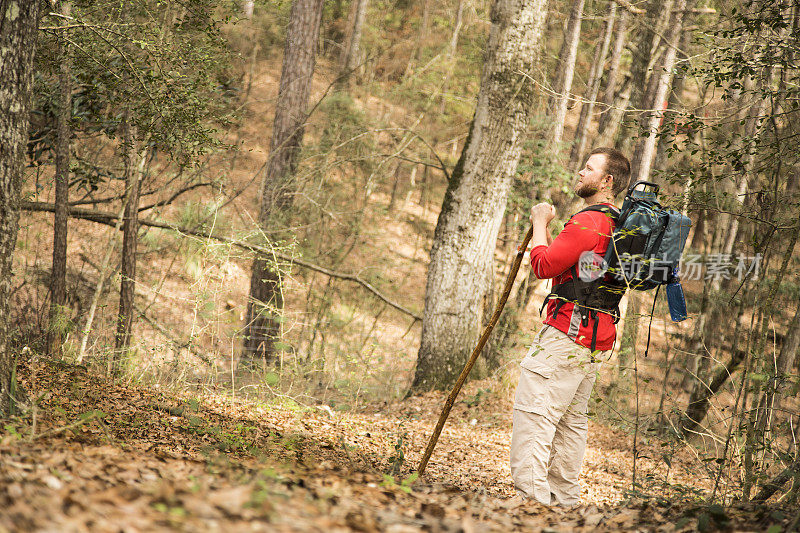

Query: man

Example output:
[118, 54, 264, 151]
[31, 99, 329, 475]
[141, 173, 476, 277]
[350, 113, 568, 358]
[510, 147, 631, 507]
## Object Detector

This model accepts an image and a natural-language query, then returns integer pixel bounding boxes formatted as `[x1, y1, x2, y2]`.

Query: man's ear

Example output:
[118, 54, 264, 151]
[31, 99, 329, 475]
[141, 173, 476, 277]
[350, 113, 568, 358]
[604, 174, 614, 190]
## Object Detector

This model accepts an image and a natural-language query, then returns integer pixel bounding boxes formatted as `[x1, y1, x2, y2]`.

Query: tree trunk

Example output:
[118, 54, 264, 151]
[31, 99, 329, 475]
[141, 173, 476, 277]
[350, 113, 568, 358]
[628, 0, 685, 183]
[243, 0, 254, 18]
[681, 221, 800, 434]
[48, 1, 73, 358]
[410, 0, 432, 65]
[617, 292, 640, 382]
[112, 114, 140, 375]
[338, 0, 369, 89]
[439, 0, 466, 114]
[243, 0, 324, 364]
[447, 0, 465, 59]
[568, 0, 616, 171]
[0, 0, 41, 417]
[597, 7, 628, 134]
[410, 0, 549, 393]
[628, 0, 670, 112]
[596, 74, 631, 147]
[549, 0, 584, 147]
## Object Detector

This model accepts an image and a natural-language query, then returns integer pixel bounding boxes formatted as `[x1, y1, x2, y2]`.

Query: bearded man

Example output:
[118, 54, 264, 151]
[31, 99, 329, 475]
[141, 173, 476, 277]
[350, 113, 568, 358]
[510, 147, 631, 507]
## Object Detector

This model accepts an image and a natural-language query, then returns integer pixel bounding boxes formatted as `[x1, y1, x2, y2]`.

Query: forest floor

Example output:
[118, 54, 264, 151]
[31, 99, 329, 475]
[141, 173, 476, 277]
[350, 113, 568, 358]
[2, 360, 796, 532]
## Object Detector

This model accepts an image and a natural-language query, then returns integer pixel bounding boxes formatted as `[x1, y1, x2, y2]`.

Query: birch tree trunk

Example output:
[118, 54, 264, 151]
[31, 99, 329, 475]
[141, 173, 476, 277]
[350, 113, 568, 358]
[568, 0, 616, 171]
[48, 1, 73, 358]
[549, 0, 584, 147]
[410, 0, 549, 393]
[338, 0, 369, 89]
[243, 0, 324, 364]
[629, 0, 685, 183]
[112, 114, 140, 375]
[0, 0, 41, 417]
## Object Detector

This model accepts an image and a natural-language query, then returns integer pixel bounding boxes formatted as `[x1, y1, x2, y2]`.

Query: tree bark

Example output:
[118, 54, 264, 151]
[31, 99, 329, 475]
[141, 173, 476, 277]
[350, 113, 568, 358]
[112, 114, 140, 375]
[243, 0, 325, 365]
[628, 0, 685, 183]
[338, 0, 369, 89]
[47, 1, 73, 358]
[0, 0, 41, 417]
[411, 0, 549, 393]
[568, 0, 616, 171]
[549, 0, 584, 147]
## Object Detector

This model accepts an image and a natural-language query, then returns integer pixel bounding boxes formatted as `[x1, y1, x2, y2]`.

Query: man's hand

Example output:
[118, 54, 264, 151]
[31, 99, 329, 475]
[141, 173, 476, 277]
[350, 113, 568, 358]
[530, 202, 556, 226]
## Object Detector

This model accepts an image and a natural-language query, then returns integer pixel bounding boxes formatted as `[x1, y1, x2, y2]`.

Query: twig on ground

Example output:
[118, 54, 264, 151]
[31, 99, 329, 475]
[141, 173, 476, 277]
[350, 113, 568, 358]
[33, 412, 99, 440]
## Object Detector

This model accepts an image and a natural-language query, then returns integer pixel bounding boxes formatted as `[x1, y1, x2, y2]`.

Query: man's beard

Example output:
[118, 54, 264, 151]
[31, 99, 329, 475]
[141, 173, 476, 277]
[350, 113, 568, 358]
[575, 182, 598, 198]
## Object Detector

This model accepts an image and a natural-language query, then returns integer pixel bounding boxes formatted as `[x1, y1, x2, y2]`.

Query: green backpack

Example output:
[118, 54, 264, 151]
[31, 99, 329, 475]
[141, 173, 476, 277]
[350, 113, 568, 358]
[602, 181, 692, 290]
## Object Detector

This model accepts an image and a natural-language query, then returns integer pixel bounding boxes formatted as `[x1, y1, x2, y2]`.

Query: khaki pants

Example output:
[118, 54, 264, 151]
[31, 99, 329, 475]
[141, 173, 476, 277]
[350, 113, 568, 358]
[510, 325, 605, 506]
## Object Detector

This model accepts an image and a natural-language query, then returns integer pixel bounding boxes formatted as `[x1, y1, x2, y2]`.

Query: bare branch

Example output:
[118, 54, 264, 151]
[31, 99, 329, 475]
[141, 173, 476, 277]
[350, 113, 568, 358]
[21, 201, 422, 321]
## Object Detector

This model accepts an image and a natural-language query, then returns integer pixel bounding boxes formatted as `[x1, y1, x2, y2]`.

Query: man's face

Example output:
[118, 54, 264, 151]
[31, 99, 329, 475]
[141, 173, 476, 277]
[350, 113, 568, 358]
[575, 153, 611, 199]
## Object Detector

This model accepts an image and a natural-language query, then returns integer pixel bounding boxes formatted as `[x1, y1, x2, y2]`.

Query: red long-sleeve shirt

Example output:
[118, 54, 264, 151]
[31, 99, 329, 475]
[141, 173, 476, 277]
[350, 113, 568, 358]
[530, 203, 617, 351]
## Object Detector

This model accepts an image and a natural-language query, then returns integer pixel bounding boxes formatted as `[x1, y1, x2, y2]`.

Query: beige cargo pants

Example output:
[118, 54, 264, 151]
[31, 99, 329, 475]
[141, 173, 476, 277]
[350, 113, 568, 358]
[510, 325, 605, 506]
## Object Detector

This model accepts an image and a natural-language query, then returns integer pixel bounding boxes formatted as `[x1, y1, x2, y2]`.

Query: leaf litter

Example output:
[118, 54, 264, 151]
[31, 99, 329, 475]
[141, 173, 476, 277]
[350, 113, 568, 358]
[1, 360, 795, 532]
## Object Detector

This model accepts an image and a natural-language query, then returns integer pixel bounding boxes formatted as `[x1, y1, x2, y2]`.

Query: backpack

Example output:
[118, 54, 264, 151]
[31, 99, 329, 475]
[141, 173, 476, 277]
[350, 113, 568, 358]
[540, 181, 692, 351]
[602, 181, 692, 290]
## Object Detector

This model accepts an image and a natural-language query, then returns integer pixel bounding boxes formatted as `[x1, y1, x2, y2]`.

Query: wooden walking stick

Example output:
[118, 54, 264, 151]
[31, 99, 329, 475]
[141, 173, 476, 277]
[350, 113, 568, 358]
[416, 225, 535, 476]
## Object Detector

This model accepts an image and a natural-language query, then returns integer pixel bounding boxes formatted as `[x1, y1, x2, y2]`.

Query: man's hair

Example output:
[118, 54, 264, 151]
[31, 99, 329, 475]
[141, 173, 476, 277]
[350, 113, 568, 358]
[589, 147, 630, 197]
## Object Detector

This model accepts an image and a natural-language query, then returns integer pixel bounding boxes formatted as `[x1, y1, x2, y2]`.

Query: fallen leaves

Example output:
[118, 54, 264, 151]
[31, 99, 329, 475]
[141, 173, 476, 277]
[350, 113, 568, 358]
[0, 360, 796, 532]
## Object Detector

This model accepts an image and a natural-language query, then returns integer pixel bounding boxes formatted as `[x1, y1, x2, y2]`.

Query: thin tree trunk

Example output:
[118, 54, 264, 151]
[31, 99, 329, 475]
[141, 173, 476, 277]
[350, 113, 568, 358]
[244, 0, 325, 364]
[628, 0, 670, 112]
[0, 0, 41, 417]
[617, 292, 640, 382]
[629, 0, 685, 183]
[765, 280, 800, 427]
[596, 75, 631, 147]
[439, 0, 465, 114]
[77, 203, 127, 364]
[597, 7, 628, 134]
[411, 0, 549, 393]
[654, 27, 689, 172]
[47, 1, 73, 358]
[549, 0, 584, 147]
[407, 0, 432, 70]
[568, 0, 616, 171]
[447, 0, 465, 59]
[681, 221, 800, 434]
[112, 115, 140, 376]
[338, 0, 369, 89]
[243, 0, 254, 18]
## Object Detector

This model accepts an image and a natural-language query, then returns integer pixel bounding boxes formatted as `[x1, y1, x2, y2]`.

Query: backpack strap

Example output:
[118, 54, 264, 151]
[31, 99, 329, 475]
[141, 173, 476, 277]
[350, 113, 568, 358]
[540, 204, 622, 351]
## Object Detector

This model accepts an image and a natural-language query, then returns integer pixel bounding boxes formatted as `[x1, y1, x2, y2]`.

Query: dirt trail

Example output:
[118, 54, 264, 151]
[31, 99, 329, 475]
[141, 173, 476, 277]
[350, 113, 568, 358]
[0, 361, 792, 532]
